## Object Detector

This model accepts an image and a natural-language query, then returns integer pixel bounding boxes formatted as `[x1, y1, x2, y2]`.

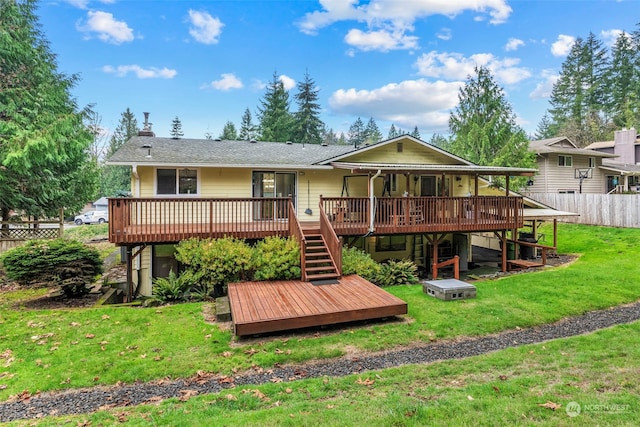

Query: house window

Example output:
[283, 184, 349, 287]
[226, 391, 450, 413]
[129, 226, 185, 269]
[376, 235, 406, 251]
[157, 168, 198, 195]
[558, 155, 573, 167]
[390, 174, 397, 192]
[588, 157, 596, 168]
[397, 142, 403, 152]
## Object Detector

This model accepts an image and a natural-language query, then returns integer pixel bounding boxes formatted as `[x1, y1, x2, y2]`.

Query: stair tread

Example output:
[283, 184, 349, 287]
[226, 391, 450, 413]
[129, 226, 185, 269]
[305, 259, 332, 264]
[306, 273, 340, 280]
[306, 266, 337, 272]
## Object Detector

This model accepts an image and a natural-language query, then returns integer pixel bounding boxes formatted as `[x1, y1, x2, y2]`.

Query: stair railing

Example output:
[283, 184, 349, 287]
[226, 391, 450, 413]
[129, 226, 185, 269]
[319, 200, 342, 277]
[288, 199, 307, 281]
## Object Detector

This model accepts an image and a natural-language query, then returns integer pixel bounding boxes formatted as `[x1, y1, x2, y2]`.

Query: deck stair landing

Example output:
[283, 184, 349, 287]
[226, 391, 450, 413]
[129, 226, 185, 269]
[303, 230, 340, 283]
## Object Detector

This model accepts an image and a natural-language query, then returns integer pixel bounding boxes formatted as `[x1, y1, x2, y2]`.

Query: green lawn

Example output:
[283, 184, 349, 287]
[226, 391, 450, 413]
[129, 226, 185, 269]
[1, 223, 639, 425]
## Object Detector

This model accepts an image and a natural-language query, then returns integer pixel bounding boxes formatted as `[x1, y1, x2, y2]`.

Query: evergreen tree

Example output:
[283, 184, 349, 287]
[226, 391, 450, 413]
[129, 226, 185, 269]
[293, 70, 324, 145]
[428, 133, 451, 150]
[607, 31, 640, 129]
[410, 126, 421, 140]
[219, 121, 238, 140]
[448, 66, 535, 186]
[337, 132, 347, 145]
[387, 124, 398, 139]
[170, 116, 184, 139]
[0, 0, 99, 221]
[348, 117, 366, 147]
[257, 72, 293, 142]
[321, 125, 337, 145]
[363, 117, 383, 144]
[548, 33, 610, 145]
[101, 108, 137, 196]
[238, 108, 258, 141]
[534, 113, 556, 139]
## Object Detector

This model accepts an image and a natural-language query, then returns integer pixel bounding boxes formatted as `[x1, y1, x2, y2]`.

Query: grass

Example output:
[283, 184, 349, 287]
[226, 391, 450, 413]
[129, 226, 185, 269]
[1, 223, 640, 424]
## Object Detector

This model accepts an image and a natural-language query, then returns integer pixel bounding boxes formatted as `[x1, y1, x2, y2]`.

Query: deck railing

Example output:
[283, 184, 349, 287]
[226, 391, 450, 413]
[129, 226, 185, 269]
[319, 202, 342, 277]
[322, 196, 523, 235]
[109, 197, 292, 244]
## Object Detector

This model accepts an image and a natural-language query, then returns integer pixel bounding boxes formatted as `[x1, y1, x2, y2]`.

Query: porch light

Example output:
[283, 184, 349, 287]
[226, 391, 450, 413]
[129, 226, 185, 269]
[527, 178, 534, 186]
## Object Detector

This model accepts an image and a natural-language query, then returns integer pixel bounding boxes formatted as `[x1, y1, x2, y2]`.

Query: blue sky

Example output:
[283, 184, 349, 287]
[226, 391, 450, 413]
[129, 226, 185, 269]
[37, 0, 640, 142]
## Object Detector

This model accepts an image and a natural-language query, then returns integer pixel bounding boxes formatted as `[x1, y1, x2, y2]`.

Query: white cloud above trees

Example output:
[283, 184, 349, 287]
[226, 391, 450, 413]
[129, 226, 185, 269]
[102, 65, 177, 79]
[187, 10, 224, 44]
[201, 73, 244, 91]
[76, 10, 135, 44]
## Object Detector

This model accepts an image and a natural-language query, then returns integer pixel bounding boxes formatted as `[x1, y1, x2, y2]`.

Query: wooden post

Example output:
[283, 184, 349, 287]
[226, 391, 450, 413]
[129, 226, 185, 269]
[58, 208, 64, 238]
[501, 230, 507, 272]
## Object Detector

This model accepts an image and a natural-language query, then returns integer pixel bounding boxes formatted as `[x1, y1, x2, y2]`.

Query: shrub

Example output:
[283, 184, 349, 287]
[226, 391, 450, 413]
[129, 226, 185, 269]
[374, 259, 420, 287]
[151, 270, 190, 302]
[175, 237, 253, 296]
[0, 238, 103, 297]
[341, 246, 381, 282]
[252, 236, 301, 281]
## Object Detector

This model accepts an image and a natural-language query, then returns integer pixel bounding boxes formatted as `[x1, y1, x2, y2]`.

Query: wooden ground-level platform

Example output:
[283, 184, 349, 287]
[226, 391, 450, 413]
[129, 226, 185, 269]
[228, 275, 408, 336]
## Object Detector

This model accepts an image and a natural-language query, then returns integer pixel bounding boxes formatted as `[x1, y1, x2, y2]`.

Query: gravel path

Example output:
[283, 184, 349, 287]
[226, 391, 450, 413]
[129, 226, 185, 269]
[2, 301, 640, 422]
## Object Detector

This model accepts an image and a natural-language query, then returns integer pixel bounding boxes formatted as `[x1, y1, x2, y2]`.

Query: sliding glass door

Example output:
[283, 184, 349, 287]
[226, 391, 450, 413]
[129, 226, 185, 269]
[252, 171, 296, 220]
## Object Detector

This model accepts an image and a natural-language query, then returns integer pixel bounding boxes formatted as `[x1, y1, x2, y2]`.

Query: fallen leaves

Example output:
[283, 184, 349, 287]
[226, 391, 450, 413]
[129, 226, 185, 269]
[538, 401, 561, 411]
[1, 349, 15, 367]
[355, 377, 375, 386]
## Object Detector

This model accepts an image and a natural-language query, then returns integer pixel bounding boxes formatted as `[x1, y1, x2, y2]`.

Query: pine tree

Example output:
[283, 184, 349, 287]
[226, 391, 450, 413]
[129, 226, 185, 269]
[293, 70, 324, 145]
[388, 124, 398, 139]
[257, 72, 293, 142]
[548, 33, 610, 145]
[607, 31, 640, 129]
[238, 108, 258, 140]
[448, 66, 535, 185]
[363, 117, 382, 144]
[534, 113, 556, 139]
[410, 126, 421, 139]
[219, 121, 238, 140]
[348, 117, 366, 147]
[102, 108, 138, 196]
[0, 0, 99, 220]
[170, 116, 184, 139]
[428, 133, 451, 150]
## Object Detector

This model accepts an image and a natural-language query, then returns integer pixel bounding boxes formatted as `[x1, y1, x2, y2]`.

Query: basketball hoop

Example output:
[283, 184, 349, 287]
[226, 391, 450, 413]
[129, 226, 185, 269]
[574, 168, 592, 193]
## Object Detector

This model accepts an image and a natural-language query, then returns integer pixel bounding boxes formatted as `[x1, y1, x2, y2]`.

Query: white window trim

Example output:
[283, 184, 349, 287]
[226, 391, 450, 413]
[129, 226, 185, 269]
[558, 155, 573, 167]
[155, 167, 200, 196]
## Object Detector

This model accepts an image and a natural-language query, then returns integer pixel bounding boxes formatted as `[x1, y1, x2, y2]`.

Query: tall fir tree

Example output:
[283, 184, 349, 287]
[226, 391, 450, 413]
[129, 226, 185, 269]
[387, 124, 398, 139]
[607, 31, 640, 129]
[257, 72, 293, 142]
[170, 116, 184, 139]
[101, 108, 138, 196]
[0, 0, 99, 220]
[219, 121, 238, 140]
[548, 33, 610, 145]
[238, 108, 258, 141]
[410, 126, 421, 139]
[363, 117, 382, 144]
[293, 70, 324, 145]
[448, 66, 535, 186]
[347, 117, 366, 147]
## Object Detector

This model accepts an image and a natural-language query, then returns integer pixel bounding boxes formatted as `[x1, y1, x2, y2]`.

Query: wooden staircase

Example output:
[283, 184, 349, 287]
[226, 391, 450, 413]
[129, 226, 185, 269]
[303, 230, 340, 283]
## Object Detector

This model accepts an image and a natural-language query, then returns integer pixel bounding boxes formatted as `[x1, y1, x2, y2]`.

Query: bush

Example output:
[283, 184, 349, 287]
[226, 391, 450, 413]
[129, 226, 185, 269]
[341, 246, 381, 282]
[374, 259, 420, 287]
[175, 237, 253, 296]
[151, 270, 190, 302]
[252, 236, 301, 281]
[0, 239, 103, 297]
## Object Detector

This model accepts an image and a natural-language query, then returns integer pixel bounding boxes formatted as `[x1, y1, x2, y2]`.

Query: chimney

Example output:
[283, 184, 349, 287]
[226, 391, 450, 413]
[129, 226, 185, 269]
[614, 128, 636, 164]
[138, 112, 156, 137]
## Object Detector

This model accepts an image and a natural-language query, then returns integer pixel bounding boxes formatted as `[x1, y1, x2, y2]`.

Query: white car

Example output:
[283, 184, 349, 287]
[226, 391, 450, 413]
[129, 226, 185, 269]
[74, 210, 109, 225]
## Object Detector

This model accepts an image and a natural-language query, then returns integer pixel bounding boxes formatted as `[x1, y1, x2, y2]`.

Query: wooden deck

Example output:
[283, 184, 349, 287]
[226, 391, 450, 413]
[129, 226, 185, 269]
[227, 275, 408, 336]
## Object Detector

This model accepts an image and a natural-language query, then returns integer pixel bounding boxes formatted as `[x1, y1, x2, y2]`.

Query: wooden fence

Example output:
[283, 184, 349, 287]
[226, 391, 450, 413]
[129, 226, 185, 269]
[528, 193, 640, 228]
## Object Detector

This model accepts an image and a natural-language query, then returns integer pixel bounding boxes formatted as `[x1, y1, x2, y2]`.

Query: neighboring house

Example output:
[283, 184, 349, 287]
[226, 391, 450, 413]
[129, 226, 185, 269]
[93, 197, 109, 211]
[528, 137, 617, 194]
[585, 128, 640, 193]
[107, 122, 565, 299]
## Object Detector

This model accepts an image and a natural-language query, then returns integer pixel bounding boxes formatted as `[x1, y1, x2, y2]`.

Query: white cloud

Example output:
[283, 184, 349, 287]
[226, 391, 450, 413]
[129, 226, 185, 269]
[529, 69, 558, 100]
[505, 37, 524, 51]
[102, 65, 177, 79]
[414, 51, 531, 85]
[436, 28, 452, 41]
[551, 34, 575, 57]
[297, 0, 511, 52]
[65, 0, 116, 6]
[188, 10, 224, 44]
[328, 79, 461, 131]
[344, 28, 418, 51]
[279, 74, 296, 91]
[201, 73, 243, 91]
[601, 29, 624, 47]
[77, 11, 134, 44]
